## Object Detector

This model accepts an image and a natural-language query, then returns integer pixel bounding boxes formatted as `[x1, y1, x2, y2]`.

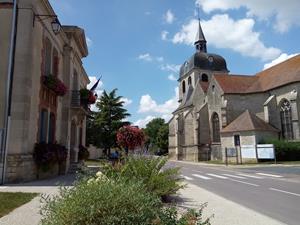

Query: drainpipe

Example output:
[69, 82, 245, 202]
[1, 0, 18, 184]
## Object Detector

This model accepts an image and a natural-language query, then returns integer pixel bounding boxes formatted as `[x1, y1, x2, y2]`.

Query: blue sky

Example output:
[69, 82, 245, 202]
[50, 0, 300, 127]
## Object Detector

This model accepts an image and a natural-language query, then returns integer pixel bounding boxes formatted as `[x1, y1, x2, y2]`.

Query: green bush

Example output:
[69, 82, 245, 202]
[40, 177, 162, 225]
[266, 139, 300, 161]
[103, 156, 185, 199]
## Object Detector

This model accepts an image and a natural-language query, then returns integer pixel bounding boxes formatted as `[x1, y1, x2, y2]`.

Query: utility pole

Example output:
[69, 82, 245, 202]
[1, 0, 18, 184]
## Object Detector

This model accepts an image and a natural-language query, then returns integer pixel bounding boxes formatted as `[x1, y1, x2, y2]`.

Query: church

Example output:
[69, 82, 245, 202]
[168, 20, 300, 162]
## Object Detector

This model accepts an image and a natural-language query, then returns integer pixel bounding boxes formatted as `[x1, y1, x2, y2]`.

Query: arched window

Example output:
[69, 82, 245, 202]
[48, 113, 56, 143]
[39, 109, 48, 143]
[182, 80, 186, 94]
[280, 99, 293, 140]
[202, 74, 208, 82]
[44, 38, 52, 76]
[188, 76, 192, 85]
[52, 48, 59, 76]
[212, 113, 220, 142]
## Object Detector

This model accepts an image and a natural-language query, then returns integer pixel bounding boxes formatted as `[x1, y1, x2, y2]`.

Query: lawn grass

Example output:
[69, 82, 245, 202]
[0, 192, 38, 218]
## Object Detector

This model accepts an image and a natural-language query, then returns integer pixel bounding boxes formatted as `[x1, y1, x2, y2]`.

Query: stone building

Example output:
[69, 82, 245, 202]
[168, 19, 300, 162]
[0, 0, 92, 183]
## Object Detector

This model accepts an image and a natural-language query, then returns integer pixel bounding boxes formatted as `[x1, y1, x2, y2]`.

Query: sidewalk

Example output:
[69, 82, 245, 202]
[178, 182, 286, 225]
[0, 174, 76, 225]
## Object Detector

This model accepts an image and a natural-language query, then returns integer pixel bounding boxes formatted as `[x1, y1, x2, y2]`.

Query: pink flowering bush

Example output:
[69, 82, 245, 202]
[117, 126, 145, 150]
[43, 75, 67, 96]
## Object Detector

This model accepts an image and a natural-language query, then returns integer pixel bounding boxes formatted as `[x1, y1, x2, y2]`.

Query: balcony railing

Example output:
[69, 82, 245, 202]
[71, 90, 89, 112]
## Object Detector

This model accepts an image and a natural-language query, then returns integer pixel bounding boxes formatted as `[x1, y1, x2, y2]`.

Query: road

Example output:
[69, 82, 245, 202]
[169, 161, 300, 225]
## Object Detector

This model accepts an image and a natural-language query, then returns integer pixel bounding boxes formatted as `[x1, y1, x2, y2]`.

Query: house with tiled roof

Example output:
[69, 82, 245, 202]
[168, 19, 300, 162]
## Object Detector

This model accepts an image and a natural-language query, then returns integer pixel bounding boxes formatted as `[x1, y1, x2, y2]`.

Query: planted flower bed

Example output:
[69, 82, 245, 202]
[43, 75, 67, 96]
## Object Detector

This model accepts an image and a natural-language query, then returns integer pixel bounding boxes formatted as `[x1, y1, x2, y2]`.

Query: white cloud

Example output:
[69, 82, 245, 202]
[163, 9, 175, 24]
[156, 56, 164, 62]
[168, 74, 177, 81]
[196, 0, 300, 33]
[138, 87, 179, 115]
[138, 53, 153, 62]
[263, 53, 299, 70]
[121, 97, 133, 106]
[172, 14, 281, 61]
[86, 37, 93, 47]
[134, 115, 156, 128]
[161, 30, 169, 41]
[161, 64, 181, 73]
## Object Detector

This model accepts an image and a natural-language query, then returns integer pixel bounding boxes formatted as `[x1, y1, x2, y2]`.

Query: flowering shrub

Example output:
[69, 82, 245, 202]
[80, 88, 97, 105]
[43, 75, 67, 96]
[117, 125, 145, 150]
[33, 143, 68, 171]
[78, 145, 90, 161]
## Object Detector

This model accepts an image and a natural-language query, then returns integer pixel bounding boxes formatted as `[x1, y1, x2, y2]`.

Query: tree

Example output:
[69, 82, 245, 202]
[116, 126, 145, 154]
[156, 123, 169, 151]
[88, 89, 130, 155]
[144, 118, 168, 152]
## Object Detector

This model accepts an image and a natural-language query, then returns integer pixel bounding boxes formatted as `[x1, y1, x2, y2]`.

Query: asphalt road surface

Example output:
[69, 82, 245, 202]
[169, 161, 300, 225]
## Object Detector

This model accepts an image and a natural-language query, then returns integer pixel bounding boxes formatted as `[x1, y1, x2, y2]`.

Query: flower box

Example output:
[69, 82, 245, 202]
[43, 75, 68, 96]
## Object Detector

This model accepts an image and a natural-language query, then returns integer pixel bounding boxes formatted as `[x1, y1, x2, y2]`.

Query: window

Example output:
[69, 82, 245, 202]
[212, 113, 220, 142]
[48, 113, 55, 143]
[52, 48, 59, 76]
[201, 74, 208, 82]
[280, 99, 293, 140]
[182, 80, 186, 94]
[234, 135, 240, 146]
[39, 109, 48, 142]
[188, 76, 192, 85]
[44, 38, 52, 76]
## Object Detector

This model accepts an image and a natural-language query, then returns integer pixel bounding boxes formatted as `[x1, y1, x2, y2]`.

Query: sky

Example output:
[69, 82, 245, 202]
[49, 0, 300, 127]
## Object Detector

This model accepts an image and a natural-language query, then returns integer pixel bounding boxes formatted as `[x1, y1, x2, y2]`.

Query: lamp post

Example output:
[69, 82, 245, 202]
[1, 0, 18, 184]
[33, 14, 61, 35]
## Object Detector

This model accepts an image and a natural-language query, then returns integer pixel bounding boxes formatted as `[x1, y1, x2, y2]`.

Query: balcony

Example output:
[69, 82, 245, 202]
[70, 90, 90, 113]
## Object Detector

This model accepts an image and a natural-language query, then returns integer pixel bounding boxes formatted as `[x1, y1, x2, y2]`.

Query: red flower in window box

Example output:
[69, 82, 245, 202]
[43, 75, 68, 96]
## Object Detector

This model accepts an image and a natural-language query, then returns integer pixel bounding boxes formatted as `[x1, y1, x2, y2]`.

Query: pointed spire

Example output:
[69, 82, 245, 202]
[194, 17, 207, 53]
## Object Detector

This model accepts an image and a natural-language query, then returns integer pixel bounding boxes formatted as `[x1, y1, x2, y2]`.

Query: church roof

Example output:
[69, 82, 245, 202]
[214, 54, 300, 94]
[221, 110, 279, 133]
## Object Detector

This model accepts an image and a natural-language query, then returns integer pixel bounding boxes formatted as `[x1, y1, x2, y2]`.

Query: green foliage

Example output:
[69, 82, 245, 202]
[40, 178, 162, 225]
[86, 89, 130, 154]
[144, 118, 169, 152]
[156, 124, 169, 151]
[266, 139, 300, 161]
[104, 156, 185, 198]
[156, 204, 211, 225]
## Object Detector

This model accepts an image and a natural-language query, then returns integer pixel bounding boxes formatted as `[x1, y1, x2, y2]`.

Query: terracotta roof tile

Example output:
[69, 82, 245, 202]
[221, 110, 279, 133]
[214, 54, 300, 94]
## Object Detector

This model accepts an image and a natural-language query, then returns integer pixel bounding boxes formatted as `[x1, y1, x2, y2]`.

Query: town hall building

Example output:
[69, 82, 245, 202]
[168, 20, 300, 162]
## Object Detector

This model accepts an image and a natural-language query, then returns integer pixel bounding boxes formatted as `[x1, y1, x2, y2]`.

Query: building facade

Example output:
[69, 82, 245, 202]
[169, 19, 300, 162]
[0, 0, 91, 183]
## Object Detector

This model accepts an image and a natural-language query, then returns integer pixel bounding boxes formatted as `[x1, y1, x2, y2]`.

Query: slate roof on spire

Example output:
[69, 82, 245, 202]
[194, 19, 206, 44]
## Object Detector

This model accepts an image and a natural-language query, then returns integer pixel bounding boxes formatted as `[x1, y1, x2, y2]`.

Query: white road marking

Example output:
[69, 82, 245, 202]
[0, 187, 7, 189]
[256, 173, 283, 178]
[192, 174, 212, 180]
[237, 173, 263, 179]
[222, 174, 247, 179]
[206, 173, 228, 179]
[181, 175, 194, 181]
[269, 188, 300, 197]
[229, 179, 260, 187]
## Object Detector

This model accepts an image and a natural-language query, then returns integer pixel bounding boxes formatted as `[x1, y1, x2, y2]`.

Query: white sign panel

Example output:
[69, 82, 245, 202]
[241, 145, 256, 159]
[257, 144, 275, 159]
